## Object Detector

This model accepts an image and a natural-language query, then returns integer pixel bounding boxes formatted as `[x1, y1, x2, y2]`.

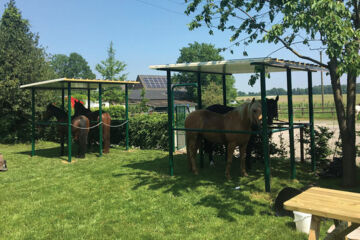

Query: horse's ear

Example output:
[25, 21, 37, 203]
[251, 98, 255, 103]
[276, 95, 279, 101]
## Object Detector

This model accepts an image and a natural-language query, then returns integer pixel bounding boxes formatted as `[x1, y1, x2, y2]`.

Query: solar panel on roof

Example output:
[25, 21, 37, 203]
[141, 76, 167, 89]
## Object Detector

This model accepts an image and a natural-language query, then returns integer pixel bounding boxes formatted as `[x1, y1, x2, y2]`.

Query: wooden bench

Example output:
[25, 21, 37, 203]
[284, 187, 360, 240]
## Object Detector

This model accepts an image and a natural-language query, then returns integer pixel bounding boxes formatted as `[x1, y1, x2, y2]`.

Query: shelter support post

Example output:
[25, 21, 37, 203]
[167, 70, 174, 176]
[31, 88, 35, 156]
[300, 127, 304, 163]
[99, 83, 103, 157]
[67, 83, 72, 162]
[197, 71, 204, 168]
[125, 84, 129, 150]
[87, 89, 91, 110]
[61, 88, 65, 155]
[287, 68, 296, 179]
[260, 65, 270, 192]
[308, 71, 316, 171]
[222, 74, 227, 106]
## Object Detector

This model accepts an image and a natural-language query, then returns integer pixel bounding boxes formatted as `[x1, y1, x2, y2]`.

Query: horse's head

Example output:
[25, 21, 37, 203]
[43, 103, 55, 121]
[266, 95, 279, 125]
[248, 98, 262, 129]
[74, 100, 85, 114]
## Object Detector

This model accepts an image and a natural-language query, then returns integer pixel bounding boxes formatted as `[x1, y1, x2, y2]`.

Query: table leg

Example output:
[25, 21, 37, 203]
[309, 216, 321, 240]
[334, 222, 359, 240]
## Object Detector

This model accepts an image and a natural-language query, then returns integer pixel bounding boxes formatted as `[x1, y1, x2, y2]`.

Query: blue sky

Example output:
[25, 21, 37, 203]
[0, 0, 332, 93]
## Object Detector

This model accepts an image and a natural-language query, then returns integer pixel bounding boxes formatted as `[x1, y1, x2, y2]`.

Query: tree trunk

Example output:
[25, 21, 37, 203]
[329, 59, 357, 187]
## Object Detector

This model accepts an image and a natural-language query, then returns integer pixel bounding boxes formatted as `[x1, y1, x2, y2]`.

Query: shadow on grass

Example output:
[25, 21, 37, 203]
[17, 143, 94, 159]
[113, 153, 318, 222]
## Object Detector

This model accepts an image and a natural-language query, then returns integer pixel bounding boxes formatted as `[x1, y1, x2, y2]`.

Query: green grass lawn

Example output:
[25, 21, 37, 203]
[0, 142, 354, 239]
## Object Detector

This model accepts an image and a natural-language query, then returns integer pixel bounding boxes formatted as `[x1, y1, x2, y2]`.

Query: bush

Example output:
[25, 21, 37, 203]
[302, 125, 334, 164]
[111, 113, 168, 150]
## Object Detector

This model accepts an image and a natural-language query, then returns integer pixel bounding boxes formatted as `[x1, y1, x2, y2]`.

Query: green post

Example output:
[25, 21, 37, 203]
[197, 71, 204, 168]
[31, 88, 35, 156]
[260, 65, 270, 192]
[99, 83, 103, 157]
[67, 83, 72, 163]
[308, 71, 316, 171]
[61, 88, 65, 156]
[87, 89, 91, 110]
[287, 68, 296, 179]
[222, 74, 227, 106]
[167, 70, 174, 176]
[222, 73, 228, 162]
[125, 84, 129, 150]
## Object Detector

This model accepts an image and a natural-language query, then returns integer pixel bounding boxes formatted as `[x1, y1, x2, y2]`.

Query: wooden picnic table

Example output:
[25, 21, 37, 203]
[284, 187, 360, 240]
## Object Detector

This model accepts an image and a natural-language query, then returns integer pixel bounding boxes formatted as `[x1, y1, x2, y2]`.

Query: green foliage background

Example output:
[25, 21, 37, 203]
[0, 0, 56, 143]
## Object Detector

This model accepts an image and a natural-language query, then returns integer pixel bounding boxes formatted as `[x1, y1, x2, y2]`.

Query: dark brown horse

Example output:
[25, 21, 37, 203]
[74, 101, 111, 153]
[43, 104, 90, 158]
[185, 99, 262, 179]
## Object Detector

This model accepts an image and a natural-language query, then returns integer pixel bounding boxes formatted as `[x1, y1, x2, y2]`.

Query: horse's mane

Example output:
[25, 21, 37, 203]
[234, 102, 251, 122]
[233, 100, 261, 124]
[47, 104, 67, 121]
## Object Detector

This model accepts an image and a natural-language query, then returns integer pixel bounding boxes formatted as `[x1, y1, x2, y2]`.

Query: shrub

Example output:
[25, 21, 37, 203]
[111, 113, 168, 150]
[302, 125, 334, 164]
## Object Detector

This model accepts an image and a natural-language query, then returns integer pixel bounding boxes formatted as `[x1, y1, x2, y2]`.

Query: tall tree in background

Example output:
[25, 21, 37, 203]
[51, 52, 95, 79]
[174, 42, 237, 106]
[185, 0, 360, 187]
[0, 0, 55, 143]
[96, 41, 128, 104]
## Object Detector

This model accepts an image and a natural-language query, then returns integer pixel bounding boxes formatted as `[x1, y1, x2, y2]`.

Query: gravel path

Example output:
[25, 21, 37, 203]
[270, 119, 360, 165]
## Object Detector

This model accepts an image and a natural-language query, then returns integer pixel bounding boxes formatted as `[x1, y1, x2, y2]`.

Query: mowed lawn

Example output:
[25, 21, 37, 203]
[0, 142, 343, 239]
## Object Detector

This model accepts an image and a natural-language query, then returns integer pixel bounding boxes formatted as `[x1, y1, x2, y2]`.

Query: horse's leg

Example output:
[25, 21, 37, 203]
[225, 142, 236, 180]
[102, 115, 110, 154]
[204, 139, 215, 167]
[240, 144, 248, 177]
[188, 135, 199, 175]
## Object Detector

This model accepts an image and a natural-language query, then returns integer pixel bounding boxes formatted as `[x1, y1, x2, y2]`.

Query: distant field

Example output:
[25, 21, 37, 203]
[236, 94, 360, 106]
[236, 94, 360, 120]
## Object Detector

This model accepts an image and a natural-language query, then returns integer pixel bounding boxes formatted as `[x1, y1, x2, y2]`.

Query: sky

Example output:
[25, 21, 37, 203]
[0, 0, 333, 93]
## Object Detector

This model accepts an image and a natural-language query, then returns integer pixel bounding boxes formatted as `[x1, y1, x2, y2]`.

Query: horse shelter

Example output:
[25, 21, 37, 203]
[20, 78, 139, 163]
[150, 57, 327, 192]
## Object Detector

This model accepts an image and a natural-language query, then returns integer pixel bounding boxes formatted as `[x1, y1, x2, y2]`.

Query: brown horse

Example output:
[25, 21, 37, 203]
[185, 99, 262, 180]
[74, 101, 111, 153]
[43, 104, 90, 158]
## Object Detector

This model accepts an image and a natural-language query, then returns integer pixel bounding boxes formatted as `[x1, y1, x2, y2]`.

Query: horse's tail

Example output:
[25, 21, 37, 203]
[78, 116, 90, 157]
[102, 113, 111, 153]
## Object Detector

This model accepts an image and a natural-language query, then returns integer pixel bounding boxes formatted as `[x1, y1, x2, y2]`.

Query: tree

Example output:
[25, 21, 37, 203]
[96, 41, 127, 81]
[174, 42, 237, 103]
[0, 0, 56, 143]
[96, 41, 128, 104]
[202, 81, 223, 106]
[51, 53, 96, 79]
[185, 0, 360, 187]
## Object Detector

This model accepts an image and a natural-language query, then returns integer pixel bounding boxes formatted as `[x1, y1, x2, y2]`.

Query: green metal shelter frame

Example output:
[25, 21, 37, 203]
[20, 78, 139, 163]
[150, 57, 327, 192]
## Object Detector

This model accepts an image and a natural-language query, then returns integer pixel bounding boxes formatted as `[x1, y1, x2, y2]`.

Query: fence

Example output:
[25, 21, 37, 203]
[278, 106, 337, 118]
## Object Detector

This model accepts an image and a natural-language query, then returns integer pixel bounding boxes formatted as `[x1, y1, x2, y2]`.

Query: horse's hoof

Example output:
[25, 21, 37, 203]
[210, 161, 215, 167]
[193, 170, 199, 175]
[242, 172, 248, 177]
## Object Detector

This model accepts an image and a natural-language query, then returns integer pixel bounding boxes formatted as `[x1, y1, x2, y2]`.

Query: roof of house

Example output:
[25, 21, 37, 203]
[129, 89, 188, 101]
